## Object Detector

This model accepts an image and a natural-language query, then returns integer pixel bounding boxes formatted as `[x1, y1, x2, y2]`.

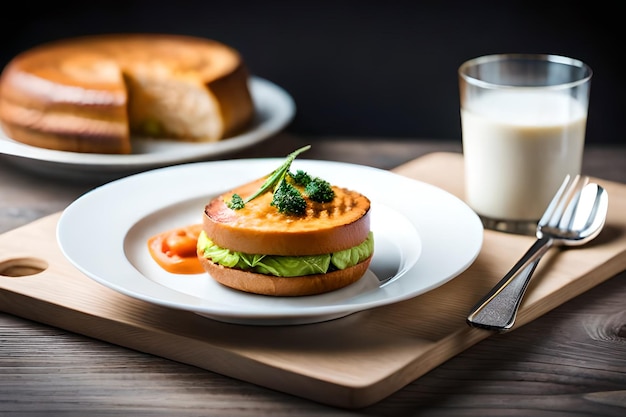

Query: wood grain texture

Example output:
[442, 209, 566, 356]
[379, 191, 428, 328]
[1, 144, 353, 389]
[1, 152, 625, 412]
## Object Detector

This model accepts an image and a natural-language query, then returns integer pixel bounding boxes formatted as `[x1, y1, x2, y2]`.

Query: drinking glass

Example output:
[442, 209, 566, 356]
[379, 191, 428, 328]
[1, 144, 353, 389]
[459, 54, 592, 235]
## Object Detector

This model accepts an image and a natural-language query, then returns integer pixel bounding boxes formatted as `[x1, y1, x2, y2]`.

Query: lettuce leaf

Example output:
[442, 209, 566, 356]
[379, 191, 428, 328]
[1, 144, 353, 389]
[250, 254, 330, 276]
[331, 231, 374, 269]
[197, 231, 374, 277]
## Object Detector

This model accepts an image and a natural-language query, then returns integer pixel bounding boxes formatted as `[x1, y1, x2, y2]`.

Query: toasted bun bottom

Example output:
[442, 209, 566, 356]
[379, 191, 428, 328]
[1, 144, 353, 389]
[197, 253, 373, 296]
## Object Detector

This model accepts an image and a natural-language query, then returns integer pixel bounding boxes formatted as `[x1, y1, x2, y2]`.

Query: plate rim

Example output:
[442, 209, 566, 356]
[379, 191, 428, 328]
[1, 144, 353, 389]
[57, 158, 483, 325]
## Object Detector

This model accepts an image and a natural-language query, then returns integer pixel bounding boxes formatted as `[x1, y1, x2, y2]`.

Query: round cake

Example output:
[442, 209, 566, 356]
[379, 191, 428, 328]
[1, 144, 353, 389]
[0, 34, 255, 154]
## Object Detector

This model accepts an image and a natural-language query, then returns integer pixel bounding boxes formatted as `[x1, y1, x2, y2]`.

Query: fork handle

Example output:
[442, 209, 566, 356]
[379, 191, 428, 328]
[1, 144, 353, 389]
[466, 235, 554, 332]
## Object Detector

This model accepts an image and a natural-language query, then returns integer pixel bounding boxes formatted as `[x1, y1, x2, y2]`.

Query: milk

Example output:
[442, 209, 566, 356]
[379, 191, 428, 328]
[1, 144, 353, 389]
[461, 90, 587, 221]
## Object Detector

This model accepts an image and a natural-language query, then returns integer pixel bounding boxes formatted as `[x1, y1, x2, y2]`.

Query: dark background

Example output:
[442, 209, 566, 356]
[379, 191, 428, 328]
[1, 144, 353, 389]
[1, 0, 621, 145]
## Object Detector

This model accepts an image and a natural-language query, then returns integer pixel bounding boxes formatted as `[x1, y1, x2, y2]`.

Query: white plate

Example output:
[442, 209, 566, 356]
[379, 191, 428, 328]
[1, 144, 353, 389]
[57, 158, 483, 325]
[0, 77, 295, 181]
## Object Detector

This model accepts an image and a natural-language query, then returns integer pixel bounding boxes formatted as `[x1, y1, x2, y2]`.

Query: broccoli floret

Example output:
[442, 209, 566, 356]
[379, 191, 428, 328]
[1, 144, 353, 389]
[271, 181, 307, 215]
[226, 193, 245, 210]
[305, 177, 335, 203]
[290, 169, 312, 186]
[289, 170, 335, 202]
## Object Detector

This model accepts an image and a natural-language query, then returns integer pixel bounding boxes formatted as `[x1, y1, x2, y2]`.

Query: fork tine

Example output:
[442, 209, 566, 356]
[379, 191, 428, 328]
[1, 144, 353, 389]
[538, 174, 572, 227]
[547, 174, 579, 228]
[558, 176, 590, 229]
[546, 175, 589, 229]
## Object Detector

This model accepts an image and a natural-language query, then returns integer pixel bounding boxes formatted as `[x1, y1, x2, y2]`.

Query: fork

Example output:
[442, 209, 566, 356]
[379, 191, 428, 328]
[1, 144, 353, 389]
[466, 174, 609, 332]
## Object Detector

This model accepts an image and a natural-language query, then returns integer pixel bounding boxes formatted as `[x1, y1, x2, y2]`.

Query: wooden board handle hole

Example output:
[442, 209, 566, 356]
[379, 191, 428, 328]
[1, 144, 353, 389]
[0, 257, 48, 277]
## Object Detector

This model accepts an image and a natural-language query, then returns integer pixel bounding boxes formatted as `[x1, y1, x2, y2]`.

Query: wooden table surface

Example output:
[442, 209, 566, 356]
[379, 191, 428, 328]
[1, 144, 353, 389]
[1, 134, 626, 417]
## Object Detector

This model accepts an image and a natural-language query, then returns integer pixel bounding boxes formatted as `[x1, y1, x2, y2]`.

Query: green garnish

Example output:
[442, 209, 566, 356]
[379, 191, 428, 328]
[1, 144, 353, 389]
[271, 180, 307, 215]
[290, 170, 335, 203]
[305, 177, 334, 203]
[290, 169, 312, 186]
[225, 193, 245, 210]
[226, 145, 336, 215]
[244, 145, 311, 204]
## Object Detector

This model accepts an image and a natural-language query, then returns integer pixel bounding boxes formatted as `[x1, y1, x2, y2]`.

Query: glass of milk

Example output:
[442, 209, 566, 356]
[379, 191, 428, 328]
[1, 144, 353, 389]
[458, 54, 592, 235]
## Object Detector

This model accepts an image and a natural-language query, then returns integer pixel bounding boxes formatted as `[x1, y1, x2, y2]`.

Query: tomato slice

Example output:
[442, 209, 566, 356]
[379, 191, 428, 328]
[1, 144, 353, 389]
[147, 224, 204, 274]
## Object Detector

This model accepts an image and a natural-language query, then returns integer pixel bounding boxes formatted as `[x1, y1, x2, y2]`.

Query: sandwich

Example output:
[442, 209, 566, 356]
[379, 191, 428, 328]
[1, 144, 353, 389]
[196, 145, 374, 296]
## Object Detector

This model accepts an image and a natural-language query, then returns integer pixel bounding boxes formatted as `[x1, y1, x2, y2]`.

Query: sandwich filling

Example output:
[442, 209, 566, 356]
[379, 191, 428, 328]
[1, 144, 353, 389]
[197, 230, 374, 277]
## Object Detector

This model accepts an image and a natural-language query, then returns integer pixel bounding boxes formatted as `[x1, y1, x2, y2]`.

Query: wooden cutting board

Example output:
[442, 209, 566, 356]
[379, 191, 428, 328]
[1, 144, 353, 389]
[1, 152, 625, 409]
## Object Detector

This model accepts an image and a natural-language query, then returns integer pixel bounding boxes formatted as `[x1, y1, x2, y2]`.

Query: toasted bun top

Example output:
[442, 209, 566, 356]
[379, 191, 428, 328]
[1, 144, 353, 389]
[203, 177, 371, 256]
